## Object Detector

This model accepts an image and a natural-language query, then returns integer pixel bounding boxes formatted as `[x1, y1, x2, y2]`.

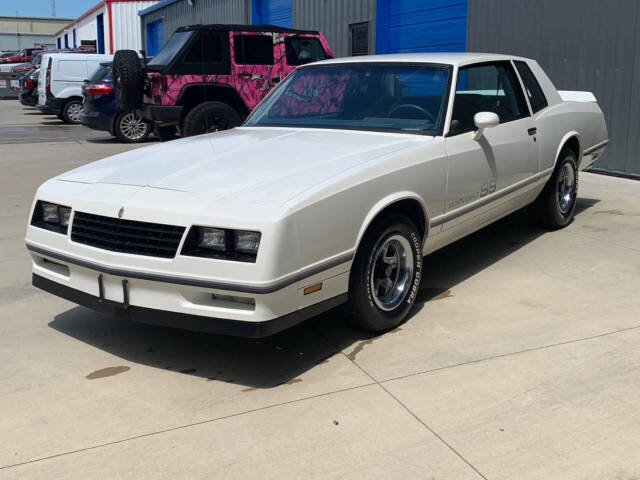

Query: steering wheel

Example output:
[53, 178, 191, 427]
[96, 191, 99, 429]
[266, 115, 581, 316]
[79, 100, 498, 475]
[389, 104, 436, 124]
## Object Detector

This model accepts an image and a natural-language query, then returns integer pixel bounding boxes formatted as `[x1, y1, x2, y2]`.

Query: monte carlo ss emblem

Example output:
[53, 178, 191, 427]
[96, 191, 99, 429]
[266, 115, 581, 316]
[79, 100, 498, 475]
[118, 207, 125, 218]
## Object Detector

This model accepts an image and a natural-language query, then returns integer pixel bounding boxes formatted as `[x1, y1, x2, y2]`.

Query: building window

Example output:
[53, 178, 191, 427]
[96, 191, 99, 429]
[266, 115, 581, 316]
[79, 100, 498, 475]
[349, 22, 369, 56]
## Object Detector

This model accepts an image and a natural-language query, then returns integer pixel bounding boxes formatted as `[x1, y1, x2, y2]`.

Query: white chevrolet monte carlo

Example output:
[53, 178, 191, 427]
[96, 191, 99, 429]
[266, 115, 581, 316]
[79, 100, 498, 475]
[26, 53, 608, 337]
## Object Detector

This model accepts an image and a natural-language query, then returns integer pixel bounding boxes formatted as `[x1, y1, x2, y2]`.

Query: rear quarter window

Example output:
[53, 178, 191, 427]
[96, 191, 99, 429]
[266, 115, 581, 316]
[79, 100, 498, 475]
[285, 37, 327, 66]
[233, 34, 274, 65]
[514, 60, 548, 113]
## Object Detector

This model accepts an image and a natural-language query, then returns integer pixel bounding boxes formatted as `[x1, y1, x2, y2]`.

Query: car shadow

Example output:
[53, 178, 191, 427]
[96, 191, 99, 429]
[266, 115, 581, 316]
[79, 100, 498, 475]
[85, 137, 159, 144]
[48, 197, 600, 388]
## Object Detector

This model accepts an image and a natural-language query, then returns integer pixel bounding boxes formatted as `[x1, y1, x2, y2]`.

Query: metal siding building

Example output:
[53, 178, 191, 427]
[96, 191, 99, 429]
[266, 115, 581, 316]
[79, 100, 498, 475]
[0, 16, 71, 50]
[292, 0, 375, 57]
[467, 0, 640, 177]
[139, 0, 250, 50]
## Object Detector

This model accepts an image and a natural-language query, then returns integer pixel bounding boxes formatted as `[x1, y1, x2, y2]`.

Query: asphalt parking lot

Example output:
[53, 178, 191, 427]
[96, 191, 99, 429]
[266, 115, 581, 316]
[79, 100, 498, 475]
[2, 99, 640, 479]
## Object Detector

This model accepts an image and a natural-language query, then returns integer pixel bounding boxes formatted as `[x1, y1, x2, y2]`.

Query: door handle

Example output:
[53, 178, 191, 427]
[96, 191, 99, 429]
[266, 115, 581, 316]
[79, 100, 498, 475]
[528, 127, 537, 136]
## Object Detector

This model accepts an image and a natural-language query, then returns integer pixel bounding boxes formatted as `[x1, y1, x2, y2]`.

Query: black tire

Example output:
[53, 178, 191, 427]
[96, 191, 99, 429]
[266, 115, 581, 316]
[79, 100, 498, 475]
[153, 124, 178, 142]
[530, 148, 578, 229]
[347, 215, 423, 333]
[113, 50, 144, 111]
[61, 98, 83, 124]
[181, 101, 242, 137]
[113, 111, 150, 143]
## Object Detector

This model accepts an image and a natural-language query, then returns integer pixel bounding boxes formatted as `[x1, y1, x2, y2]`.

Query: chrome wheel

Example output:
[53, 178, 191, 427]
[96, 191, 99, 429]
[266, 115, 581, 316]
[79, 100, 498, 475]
[369, 234, 414, 311]
[557, 161, 576, 214]
[66, 102, 82, 123]
[119, 113, 148, 140]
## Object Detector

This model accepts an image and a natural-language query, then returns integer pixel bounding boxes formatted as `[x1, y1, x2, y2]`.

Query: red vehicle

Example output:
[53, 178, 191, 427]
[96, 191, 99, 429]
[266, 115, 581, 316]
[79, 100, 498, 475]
[1, 48, 45, 64]
[113, 24, 331, 140]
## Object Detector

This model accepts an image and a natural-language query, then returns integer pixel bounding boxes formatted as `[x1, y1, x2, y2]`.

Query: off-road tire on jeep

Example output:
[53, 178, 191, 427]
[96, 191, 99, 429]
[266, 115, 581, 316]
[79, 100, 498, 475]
[113, 50, 144, 111]
[530, 147, 578, 230]
[153, 124, 178, 142]
[182, 101, 242, 137]
[347, 214, 422, 333]
[61, 98, 83, 124]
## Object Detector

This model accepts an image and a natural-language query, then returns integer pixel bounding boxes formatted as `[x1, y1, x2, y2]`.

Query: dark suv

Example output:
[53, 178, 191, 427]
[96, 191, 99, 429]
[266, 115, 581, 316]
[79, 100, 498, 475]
[113, 24, 331, 140]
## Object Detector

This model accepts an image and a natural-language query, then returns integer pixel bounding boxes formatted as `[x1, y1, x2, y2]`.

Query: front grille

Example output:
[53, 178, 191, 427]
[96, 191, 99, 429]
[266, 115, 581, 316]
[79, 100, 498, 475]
[71, 212, 185, 258]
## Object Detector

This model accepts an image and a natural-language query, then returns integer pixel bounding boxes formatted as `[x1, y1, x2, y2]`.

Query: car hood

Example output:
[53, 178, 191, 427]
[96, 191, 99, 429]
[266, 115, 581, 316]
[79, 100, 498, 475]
[57, 127, 424, 207]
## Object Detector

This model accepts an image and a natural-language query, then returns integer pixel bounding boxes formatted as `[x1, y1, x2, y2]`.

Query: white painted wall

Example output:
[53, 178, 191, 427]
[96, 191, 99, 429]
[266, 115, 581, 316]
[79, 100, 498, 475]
[111, 1, 156, 52]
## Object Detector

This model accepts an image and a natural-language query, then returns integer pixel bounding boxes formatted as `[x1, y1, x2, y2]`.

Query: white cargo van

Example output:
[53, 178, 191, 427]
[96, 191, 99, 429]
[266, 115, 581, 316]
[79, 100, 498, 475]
[37, 53, 113, 123]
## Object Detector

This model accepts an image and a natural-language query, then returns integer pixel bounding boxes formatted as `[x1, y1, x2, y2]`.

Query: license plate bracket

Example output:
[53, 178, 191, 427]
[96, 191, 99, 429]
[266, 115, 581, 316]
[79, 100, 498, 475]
[98, 274, 130, 309]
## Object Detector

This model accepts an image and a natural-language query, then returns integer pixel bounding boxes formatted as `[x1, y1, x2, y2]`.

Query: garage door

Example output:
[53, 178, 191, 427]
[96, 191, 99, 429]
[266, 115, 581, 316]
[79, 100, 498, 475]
[252, 0, 292, 28]
[376, 0, 467, 54]
[146, 19, 163, 57]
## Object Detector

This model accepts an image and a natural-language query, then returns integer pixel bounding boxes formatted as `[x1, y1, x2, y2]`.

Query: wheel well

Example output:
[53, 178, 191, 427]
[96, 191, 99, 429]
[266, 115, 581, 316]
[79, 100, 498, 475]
[562, 136, 581, 162]
[177, 85, 248, 120]
[363, 199, 427, 243]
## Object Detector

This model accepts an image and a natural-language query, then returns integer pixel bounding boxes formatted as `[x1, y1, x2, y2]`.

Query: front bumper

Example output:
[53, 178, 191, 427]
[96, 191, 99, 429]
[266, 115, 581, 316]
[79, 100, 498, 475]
[33, 273, 346, 337]
[27, 238, 350, 338]
[140, 103, 182, 125]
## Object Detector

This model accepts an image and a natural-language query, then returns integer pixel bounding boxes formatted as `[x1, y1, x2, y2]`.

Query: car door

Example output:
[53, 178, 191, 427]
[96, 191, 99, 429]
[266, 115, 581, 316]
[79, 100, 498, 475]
[230, 32, 278, 110]
[442, 61, 538, 232]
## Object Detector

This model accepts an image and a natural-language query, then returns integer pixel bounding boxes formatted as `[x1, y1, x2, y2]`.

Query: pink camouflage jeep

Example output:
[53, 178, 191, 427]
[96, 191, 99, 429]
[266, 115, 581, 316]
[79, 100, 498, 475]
[112, 24, 332, 140]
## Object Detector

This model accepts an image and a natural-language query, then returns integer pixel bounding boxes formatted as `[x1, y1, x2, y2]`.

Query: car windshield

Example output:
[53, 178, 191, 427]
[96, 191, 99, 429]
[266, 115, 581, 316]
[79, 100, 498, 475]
[245, 63, 451, 134]
[147, 31, 194, 69]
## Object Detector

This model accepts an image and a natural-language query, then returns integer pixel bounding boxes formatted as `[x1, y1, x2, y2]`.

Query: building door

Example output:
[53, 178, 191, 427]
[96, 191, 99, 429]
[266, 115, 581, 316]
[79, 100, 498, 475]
[252, 0, 291, 28]
[64, 34, 69, 48]
[96, 13, 105, 54]
[57, 37, 61, 49]
[146, 19, 163, 56]
[376, 0, 467, 54]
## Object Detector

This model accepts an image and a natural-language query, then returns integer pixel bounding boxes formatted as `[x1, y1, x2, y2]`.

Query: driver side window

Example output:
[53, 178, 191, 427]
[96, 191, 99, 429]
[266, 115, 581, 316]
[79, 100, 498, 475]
[449, 62, 528, 136]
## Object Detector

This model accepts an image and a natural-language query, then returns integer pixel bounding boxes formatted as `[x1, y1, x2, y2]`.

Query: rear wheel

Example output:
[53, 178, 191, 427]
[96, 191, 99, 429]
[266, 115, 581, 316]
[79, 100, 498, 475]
[347, 215, 422, 333]
[114, 111, 150, 143]
[113, 50, 144, 111]
[530, 148, 578, 229]
[61, 99, 83, 124]
[182, 101, 242, 137]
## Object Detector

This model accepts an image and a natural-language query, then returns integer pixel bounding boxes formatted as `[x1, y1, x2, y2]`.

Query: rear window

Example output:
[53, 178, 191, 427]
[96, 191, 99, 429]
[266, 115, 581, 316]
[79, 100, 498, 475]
[514, 60, 548, 113]
[285, 36, 327, 65]
[233, 34, 273, 65]
[88, 63, 111, 82]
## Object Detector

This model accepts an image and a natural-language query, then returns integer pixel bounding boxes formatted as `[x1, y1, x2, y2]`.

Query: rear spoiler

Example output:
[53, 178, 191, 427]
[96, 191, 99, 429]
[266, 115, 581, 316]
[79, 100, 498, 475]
[558, 90, 597, 102]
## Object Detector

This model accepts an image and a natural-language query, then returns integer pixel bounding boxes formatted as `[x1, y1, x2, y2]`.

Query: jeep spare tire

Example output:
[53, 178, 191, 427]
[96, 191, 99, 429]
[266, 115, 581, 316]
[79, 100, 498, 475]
[113, 50, 144, 111]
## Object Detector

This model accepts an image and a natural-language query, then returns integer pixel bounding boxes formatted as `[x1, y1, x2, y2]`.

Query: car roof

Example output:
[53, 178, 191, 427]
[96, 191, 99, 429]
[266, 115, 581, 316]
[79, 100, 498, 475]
[174, 23, 320, 35]
[311, 52, 530, 67]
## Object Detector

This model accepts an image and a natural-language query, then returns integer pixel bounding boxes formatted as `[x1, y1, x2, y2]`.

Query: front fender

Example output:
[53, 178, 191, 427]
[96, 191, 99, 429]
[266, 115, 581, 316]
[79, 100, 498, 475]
[355, 191, 431, 253]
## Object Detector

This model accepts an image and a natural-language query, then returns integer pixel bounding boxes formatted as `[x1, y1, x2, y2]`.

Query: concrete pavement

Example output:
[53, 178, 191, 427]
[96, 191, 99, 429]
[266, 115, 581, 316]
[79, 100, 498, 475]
[1, 100, 639, 479]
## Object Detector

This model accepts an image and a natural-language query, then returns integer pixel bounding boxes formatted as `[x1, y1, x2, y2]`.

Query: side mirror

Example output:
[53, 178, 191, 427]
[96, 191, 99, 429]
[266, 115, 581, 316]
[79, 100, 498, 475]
[473, 111, 499, 140]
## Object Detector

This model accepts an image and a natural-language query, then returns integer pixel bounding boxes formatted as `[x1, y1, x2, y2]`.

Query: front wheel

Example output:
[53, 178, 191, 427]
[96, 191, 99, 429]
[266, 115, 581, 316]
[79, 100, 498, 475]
[114, 111, 150, 143]
[61, 99, 83, 124]
[530, 148, 578, 229]
[347, 215, 422, 333]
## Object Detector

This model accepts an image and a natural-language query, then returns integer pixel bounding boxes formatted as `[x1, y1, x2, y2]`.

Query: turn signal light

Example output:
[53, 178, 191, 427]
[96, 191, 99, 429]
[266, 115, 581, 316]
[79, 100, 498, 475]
[85, 83, 113, 96]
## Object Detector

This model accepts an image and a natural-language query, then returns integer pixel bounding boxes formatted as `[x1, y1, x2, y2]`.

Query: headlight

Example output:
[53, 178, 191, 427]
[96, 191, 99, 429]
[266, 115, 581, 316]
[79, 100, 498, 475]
[198, 227, 226, 251]
[31, 200, 72, 234]
[182, 226, 261, 262]
[234, 230, 261, 255]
